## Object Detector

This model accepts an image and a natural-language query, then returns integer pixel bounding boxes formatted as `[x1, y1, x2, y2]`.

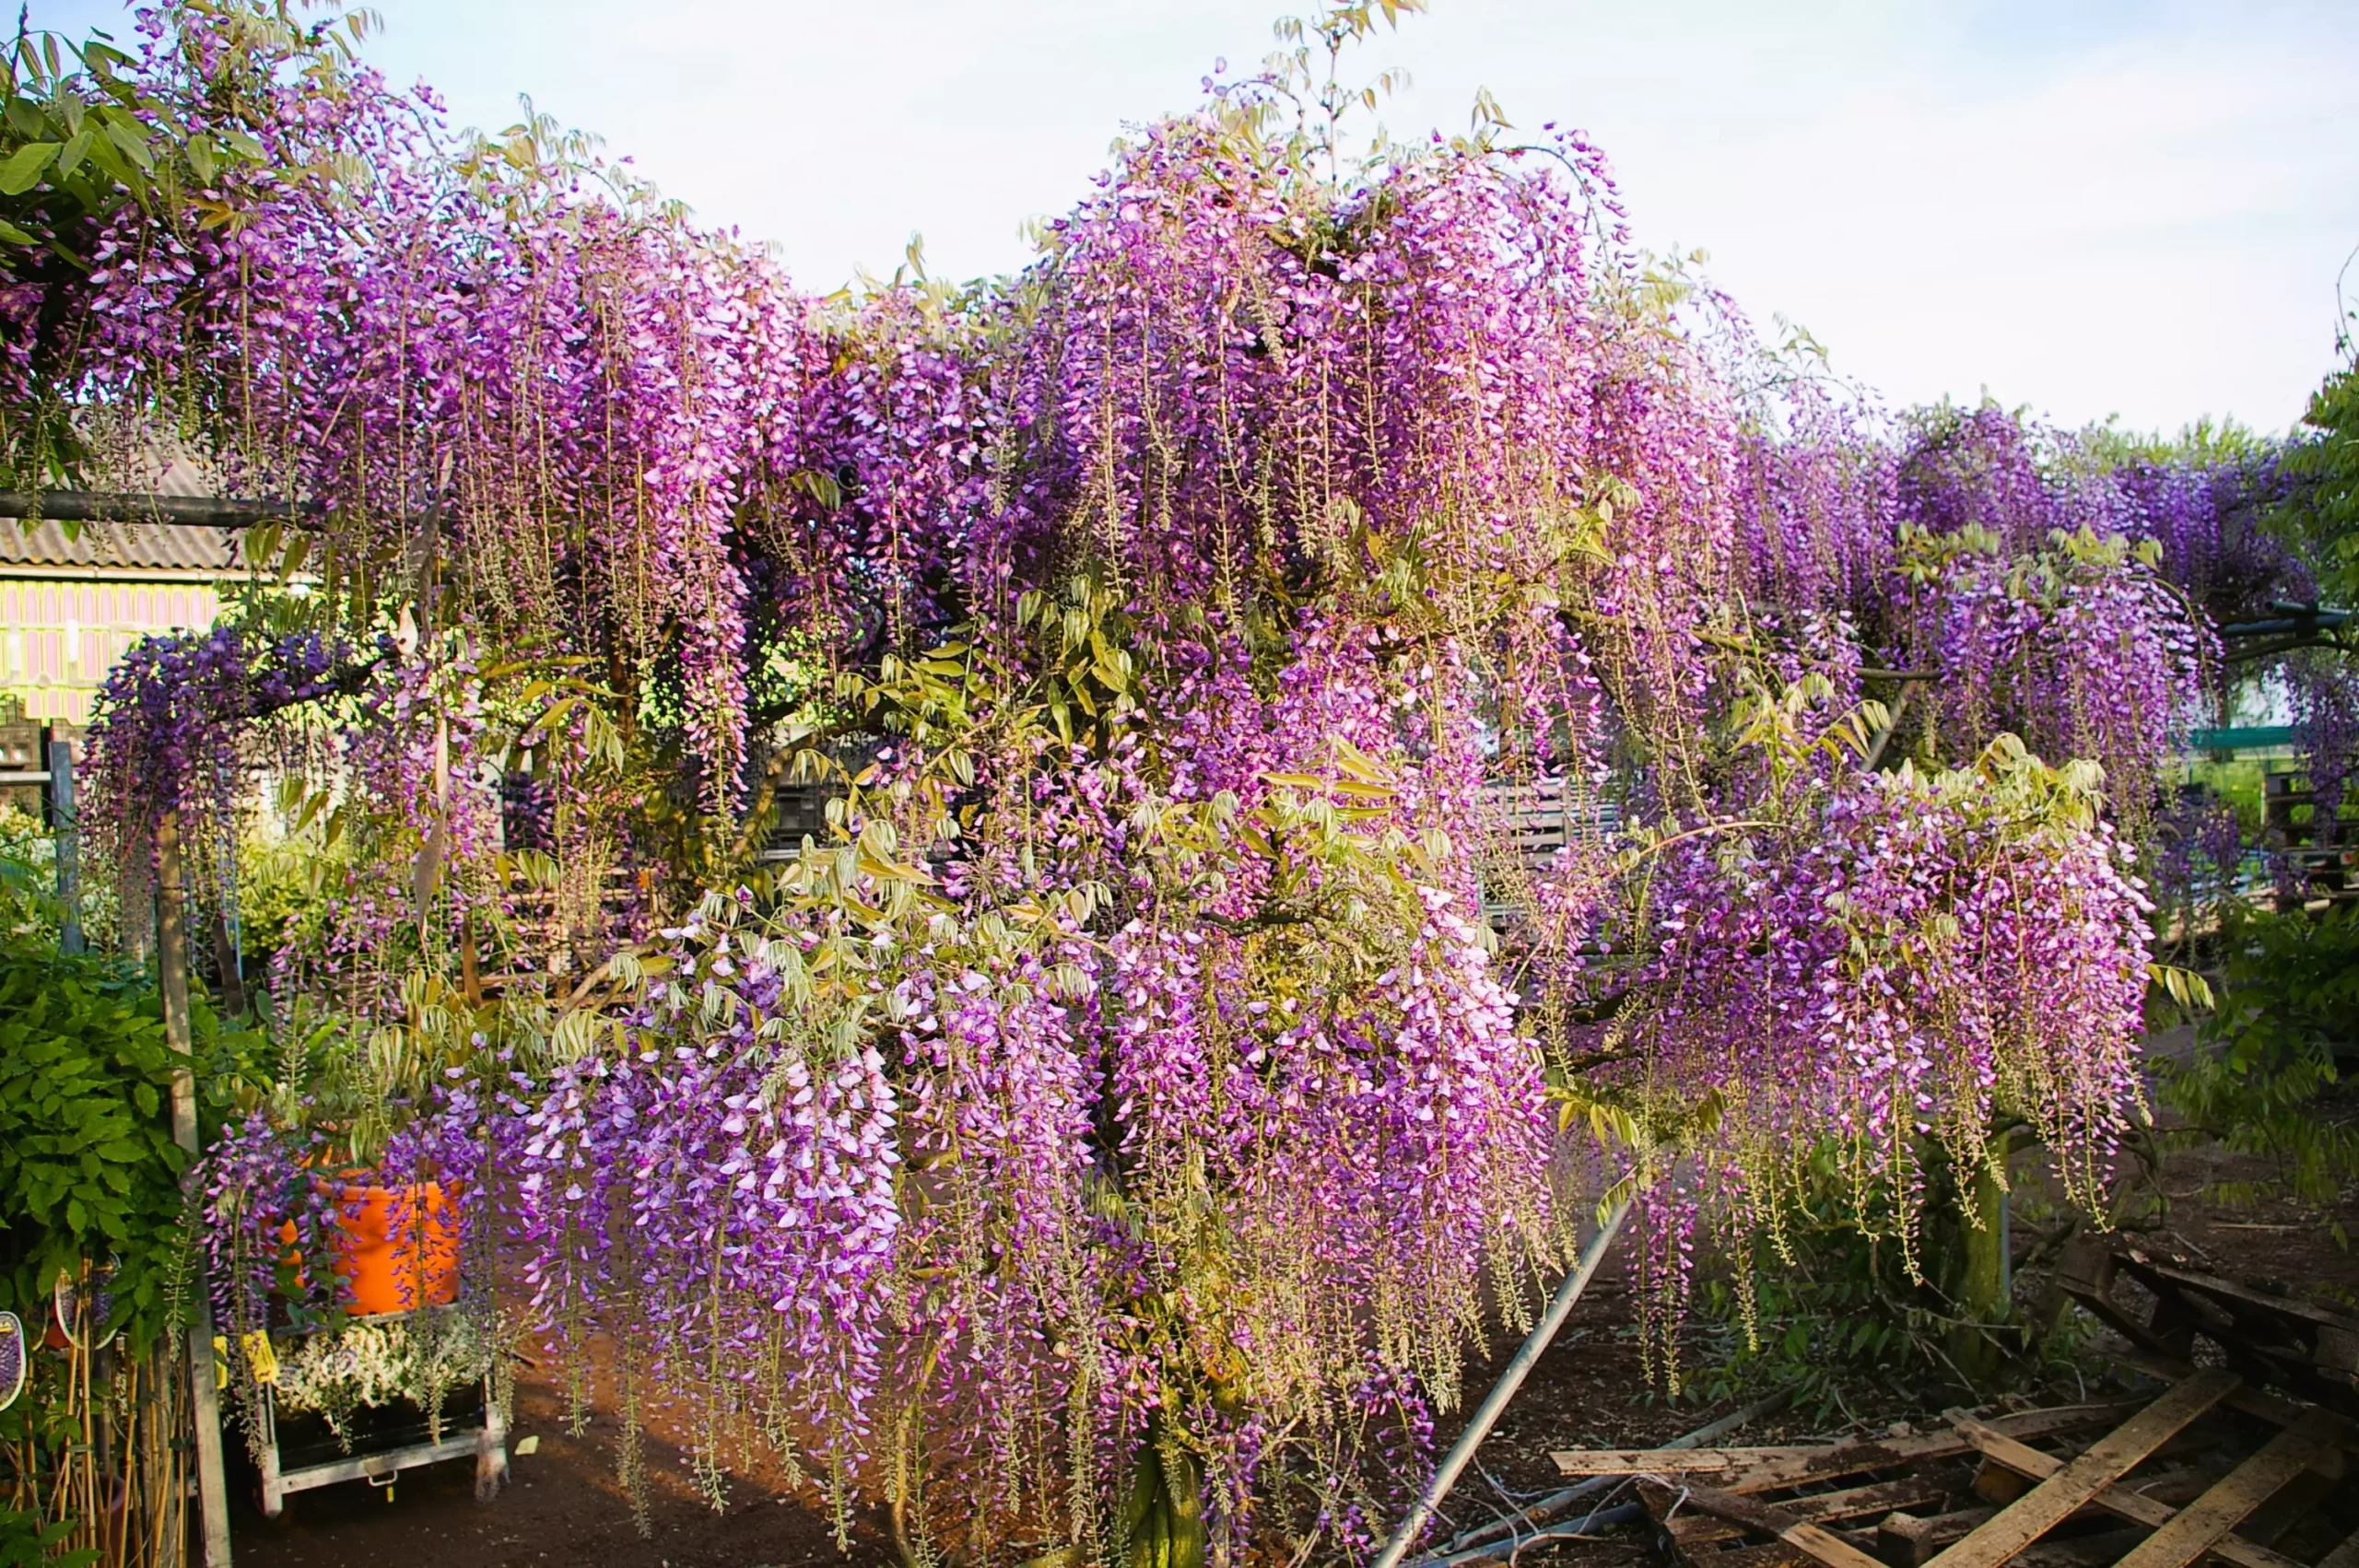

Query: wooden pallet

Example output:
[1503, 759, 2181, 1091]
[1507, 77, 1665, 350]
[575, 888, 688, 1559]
[2059, 1246, 2359, 1419]
[1549, 1375, 2357, 1568]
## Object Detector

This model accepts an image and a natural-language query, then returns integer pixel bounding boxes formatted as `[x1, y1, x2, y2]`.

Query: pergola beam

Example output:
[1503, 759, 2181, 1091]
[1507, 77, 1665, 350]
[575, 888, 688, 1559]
[0, 490, 310, 529]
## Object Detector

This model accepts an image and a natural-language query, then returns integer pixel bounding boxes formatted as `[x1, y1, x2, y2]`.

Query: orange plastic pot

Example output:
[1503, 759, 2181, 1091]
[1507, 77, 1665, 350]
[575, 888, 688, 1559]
[278, 1180, 461, 1316]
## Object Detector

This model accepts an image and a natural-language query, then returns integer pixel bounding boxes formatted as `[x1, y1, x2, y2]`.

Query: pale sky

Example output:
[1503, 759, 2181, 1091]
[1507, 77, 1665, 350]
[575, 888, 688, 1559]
[37, 0, 2359, 438]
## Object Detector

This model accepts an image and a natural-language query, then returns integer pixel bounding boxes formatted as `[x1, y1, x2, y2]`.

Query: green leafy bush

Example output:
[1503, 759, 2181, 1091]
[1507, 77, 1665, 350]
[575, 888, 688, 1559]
[1683, 1120, 2134, 1414]
[0, 1505, 95, 1568]
[0, 943, 262, 1359]
[0, 807, 59, 946]
[1690, 1246, 1946, 1422]
[2274, 358, 2359, 605]
[2160, 903, 2359, 1232]
[0, 949, 192, 1353]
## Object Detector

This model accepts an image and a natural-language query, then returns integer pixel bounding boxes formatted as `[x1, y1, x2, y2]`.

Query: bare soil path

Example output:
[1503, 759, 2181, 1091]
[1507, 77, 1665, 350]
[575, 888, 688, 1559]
[228, 1140, 2359, 1568]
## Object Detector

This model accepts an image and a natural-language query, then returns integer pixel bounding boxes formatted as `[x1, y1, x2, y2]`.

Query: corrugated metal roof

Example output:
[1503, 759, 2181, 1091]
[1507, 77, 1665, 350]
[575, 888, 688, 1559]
[80, 432, 224, 498]
[144, 449, 220, 498]
[0, 517, 244, 575]
[0, 432, 252, 577]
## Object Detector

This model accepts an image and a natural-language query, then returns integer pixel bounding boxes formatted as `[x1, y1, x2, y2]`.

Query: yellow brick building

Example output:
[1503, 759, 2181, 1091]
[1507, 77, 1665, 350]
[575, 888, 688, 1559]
[1, 519, 232, 723]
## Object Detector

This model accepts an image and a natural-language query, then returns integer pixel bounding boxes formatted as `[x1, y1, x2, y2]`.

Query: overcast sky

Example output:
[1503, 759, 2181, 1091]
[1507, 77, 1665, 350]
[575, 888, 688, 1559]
[38, 0, 2359, 438]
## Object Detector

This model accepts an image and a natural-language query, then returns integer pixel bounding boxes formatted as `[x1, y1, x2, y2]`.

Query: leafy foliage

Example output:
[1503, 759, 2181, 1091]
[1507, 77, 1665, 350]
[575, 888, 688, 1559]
[2273, 357, 2359, 609]
[2159, 903, 2359, 1234]
[270, 1308, 498, 1453]
[0, 942, 257, 1360]
[0, 4, 358, 488]
[0, 1505, 95, 1568]
[0, 806, 60, 945]
[0, 948, 187, 1353]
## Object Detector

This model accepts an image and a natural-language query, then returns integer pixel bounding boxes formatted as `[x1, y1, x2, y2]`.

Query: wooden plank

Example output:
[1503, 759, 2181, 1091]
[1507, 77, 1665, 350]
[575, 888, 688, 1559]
[1552, 1403, 2137, 1491]
[2236, 1470, 2337, 1548]
[2314, 1528, 2359, 1568]
[1570, 1445, 1847, 1475]
[2114, 1258, 2359, 1410]
[1879, 1508, 1996, 1566]
[1739, 1470, 1969, 1525]
[2104, 1258, 2206, 1360]
[2132, 1260, 2359, 1337]
[1948, 1414, 2309, 1568]
[2090, 1344, 2349, 1439]
[2095, 1320, 2349, 1414]
[158, 813, 234, 1568]
[2108, 1409, 2350, 1568]
[1922, 1373, 2237, 1568]
[1668, 1482, 1891, 1568]
[1974, 1455, 2032, 1504]
[1669, 1470, 1971, 1549]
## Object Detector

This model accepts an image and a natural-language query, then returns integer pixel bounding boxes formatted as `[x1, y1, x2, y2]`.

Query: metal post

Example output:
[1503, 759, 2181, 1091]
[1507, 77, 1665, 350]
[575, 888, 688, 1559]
[39, 724, 82, 954]
[158, 812, 234, 1567]
[1369, 1197, 1633, 1568]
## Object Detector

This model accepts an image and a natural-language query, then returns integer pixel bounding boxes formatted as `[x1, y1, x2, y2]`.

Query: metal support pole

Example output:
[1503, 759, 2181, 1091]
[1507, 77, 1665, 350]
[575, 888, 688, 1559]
[1369, 1197, 1632, 1568]
[158, 813, 234, 1567]
[40, 725, 82, 954]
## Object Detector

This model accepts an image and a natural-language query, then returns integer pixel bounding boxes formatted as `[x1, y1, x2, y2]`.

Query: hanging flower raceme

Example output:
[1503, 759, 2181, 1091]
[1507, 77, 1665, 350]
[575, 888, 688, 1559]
[2290, 655, 2359, 827]
[1907, 528, 2213, 833]
[79, 624, 346, 933]
[510, 883, 918, 1503]
[2109, 452, 2307, 628]
[1557, 735, 2152, 1382]
[28, 4, 2298, 1559]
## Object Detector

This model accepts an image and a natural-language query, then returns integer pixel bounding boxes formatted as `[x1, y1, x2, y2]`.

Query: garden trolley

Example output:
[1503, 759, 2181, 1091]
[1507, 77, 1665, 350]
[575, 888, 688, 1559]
[252, 1307, 509, 1516]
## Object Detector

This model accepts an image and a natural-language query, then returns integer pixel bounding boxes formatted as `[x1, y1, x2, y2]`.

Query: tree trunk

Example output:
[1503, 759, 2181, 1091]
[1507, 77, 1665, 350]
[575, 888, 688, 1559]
[1121, 1411, 1206, 1568]
[1948, 1126, 2013, 1387]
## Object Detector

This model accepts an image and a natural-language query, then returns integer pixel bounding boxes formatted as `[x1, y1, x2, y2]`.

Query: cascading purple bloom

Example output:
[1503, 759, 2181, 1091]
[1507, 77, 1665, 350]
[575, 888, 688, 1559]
[36, 3, 2299, 1556]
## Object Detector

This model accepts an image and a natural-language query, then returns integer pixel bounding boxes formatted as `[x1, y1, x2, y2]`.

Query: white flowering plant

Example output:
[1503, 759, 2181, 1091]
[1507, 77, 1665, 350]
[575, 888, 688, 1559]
[269, 1306, 499, 1451]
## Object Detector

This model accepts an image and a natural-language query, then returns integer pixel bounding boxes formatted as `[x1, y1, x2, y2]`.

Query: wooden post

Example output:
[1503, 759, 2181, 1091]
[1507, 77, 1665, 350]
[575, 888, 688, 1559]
[39, 724, 83, 954]
[158, 812, 235, 1567]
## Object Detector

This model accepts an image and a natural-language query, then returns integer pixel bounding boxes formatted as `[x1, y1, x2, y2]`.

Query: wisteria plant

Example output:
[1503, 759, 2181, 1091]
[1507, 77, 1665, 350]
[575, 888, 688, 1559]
[29, 0, 2305, 1561]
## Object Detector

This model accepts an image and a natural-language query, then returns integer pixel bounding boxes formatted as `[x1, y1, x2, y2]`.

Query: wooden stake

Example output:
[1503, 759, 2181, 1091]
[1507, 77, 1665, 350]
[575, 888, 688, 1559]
[158, 812, 234, 1568]
[41, 725, 83, 954]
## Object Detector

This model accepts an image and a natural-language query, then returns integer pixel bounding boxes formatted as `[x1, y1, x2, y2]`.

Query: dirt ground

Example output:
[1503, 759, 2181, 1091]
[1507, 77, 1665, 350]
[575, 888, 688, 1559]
[223, 1369, 876, 1568]
[228, 1132, 2359, 1568]
[1410, 1129, 2359, 1566]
